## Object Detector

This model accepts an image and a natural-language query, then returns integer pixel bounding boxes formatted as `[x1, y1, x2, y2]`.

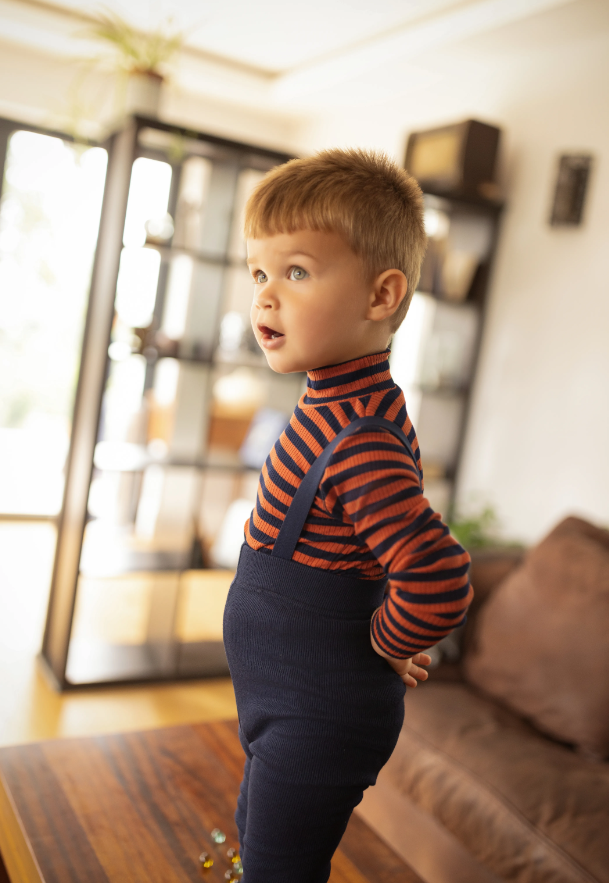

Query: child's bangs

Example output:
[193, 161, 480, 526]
[244, 186, 349, 241]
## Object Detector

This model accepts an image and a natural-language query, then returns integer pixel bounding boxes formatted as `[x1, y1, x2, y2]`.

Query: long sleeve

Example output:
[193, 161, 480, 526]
[319, 428, 473, 658]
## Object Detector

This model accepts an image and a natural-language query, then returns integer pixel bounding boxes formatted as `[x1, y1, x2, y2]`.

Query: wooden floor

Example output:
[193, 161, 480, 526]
[0, 521, 237, 748]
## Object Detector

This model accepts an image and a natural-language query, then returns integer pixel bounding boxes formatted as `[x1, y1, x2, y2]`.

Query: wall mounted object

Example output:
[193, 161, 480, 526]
[405, 119, 501, 201]
[549, 154, 593, 226]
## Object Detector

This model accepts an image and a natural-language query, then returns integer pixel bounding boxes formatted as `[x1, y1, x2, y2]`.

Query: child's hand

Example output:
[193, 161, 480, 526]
[370, 629, 431, 688]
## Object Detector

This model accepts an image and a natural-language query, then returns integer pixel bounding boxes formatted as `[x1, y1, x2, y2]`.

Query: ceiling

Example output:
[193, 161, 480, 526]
[1, 0, 601, 112]
[30, 0, 475, 74]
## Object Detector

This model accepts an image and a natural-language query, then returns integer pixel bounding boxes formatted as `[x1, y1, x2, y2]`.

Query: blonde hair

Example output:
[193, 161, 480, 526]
[244, 148, 427, 331]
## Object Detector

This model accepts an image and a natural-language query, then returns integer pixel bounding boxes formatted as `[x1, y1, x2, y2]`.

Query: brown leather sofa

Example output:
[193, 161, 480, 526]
[357, 517, 609, 883]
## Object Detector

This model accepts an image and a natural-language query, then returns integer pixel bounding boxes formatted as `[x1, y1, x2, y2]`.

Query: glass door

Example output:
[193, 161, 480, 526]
[0, 122, 107, 517]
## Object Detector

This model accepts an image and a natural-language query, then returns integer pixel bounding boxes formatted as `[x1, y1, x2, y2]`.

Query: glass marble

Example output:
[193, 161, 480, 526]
[198, 852, 213, 869]
[211, 828, 226, 844]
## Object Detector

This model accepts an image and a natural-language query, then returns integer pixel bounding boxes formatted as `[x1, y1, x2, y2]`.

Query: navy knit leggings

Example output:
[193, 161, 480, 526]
[224, 542, 406, 883]
[224, 417, 418, 882]
[235, 743, 365, 881]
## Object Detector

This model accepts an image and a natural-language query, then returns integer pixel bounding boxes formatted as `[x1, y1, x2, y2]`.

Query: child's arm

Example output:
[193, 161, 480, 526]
[320, 426, 473, 661]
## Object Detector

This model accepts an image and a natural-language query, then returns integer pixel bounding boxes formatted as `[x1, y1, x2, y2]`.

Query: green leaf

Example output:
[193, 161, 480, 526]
[78, 6, 183, 74]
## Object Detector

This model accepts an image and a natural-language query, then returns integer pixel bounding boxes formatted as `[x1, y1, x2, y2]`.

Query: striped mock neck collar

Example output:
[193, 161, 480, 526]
[304, 349, 394, 404]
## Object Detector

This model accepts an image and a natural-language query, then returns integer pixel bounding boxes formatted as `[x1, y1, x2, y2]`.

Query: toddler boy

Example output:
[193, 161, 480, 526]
[223, 148, 472, 882]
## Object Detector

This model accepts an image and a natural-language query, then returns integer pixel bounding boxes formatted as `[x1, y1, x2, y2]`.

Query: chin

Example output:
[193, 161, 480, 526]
[264, 353, 305, 375]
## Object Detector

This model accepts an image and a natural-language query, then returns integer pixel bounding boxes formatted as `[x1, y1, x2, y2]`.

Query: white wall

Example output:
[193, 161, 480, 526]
[456, 43, 609, 543]
[292, 0, 609, 543]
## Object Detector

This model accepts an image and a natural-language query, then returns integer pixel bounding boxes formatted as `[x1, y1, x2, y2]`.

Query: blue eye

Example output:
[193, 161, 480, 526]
[254, 271, 267, 283]
[290, 266, 308, 280]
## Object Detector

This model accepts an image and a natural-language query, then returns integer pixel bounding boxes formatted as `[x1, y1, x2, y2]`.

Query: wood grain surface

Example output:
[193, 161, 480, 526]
[0, 720, 422, 883]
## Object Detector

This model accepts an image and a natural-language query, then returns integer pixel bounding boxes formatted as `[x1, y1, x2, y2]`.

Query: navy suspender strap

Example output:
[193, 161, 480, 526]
[271, 415, 422, 561]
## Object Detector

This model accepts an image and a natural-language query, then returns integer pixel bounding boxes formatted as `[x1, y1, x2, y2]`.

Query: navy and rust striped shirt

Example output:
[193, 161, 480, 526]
[245, 348, 472, 659]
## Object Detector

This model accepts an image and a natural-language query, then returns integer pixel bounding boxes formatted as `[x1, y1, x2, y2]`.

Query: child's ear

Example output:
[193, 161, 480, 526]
[367, 269, 408, 321]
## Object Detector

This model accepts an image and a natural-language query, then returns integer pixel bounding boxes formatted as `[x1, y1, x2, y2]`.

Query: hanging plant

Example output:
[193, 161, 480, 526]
[82, 9, 183, 77]
[79, 8, 184, 116]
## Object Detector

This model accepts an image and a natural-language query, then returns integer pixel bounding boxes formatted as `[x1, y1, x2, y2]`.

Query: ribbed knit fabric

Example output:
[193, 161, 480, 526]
[245, 347, 472, 658]
[225, 542, 405, 785]
[224, 540, 407, 882]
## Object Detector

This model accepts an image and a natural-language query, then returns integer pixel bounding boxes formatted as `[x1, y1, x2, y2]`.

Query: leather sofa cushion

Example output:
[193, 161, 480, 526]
[463, 516, 609, 759]
[392, 682, 609, 883]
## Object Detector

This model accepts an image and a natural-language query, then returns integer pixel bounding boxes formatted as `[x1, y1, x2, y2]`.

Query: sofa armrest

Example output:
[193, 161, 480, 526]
[464, 547, 524, 643]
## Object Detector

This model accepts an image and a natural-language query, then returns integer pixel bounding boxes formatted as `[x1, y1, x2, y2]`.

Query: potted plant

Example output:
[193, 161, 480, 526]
[448, 503, 524, 555]
[82, 9, 183, 117]
[448, 505, 499, 550]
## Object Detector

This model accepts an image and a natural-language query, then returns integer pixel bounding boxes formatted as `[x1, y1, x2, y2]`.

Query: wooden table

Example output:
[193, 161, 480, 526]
[0, 720, 422, 883]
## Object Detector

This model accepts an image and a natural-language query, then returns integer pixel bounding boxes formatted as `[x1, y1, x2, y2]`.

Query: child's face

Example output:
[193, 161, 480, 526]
[247, 229, 385, 374]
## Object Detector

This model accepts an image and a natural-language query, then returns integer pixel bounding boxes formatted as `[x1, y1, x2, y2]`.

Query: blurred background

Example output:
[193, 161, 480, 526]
[0, 0, 607, 738]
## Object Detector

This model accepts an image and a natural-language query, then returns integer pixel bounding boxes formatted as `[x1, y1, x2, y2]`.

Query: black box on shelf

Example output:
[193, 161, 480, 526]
[405, 119, 501, 200]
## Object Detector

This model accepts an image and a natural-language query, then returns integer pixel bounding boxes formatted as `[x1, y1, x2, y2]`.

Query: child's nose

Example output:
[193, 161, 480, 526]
[254, 279, 279, 307]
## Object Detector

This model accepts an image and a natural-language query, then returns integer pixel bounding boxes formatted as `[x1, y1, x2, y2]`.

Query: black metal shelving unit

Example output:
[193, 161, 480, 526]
[41, 116, 300, 689]
[389, 187, 503, 517]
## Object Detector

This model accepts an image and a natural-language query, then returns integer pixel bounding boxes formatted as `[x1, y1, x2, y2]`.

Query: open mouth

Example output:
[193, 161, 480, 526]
[258, 325, 285, 340]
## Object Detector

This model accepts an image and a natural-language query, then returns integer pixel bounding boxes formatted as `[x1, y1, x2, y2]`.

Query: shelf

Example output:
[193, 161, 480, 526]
[421, 186, 504, 212]
[110, 337, 304, 373]
[80, 539, 195, 577]
[115, 345, 269, 369]
[422, 463, 455, 482]
[415, 288, 482, 309]
[416, 384, 468, 396]
[133, 114, 293, 166]
[214, 349, 272, 369]
[93, 441, 264, 474]
[65, 639, 230, 684]
[142, 240, 248, 269]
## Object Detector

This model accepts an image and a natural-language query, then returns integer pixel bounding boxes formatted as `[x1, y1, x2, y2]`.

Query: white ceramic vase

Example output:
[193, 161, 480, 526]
[125, 72, 163, 117]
